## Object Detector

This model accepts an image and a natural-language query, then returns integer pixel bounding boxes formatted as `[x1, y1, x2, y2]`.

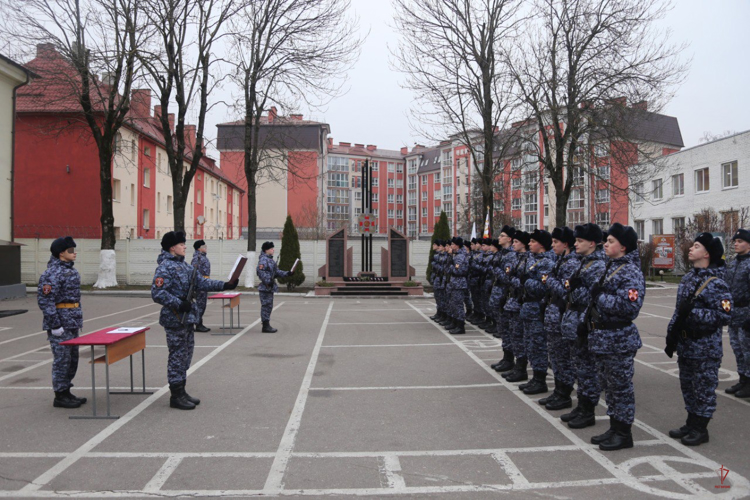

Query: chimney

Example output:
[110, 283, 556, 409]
[290, 114, 303, 121]
[339, 142, 351, 147]
[327, 137, 333, 147]
[268, 106, 277, 123]
[366, 144, 377, 151]
[400, 146, 408, 155]
[632, 100, 648, 111]
[605, 97, 626, 107]
[168, 113, 175, 133]
[184, 124, 197, 150]
[130, 89, 151, 118]
[354, 143, 364, 148]
[154, 105, 162, 120]
[36, 43, 57, 59]
[411, 144, 425, 152]
[579, 101, 593, 110]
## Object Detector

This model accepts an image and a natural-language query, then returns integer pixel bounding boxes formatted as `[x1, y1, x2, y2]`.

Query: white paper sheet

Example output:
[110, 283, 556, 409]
[107, 327, 143, 334]
[290, 258, 300, 273]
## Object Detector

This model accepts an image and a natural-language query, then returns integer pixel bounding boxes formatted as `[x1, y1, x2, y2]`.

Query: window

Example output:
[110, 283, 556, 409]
[434, 206, 440, 217]
[372, 177, 379, 187]
[672, 217, 685, 232]
[143, 209, 150, 230]
[652, 219, 663, 235]
[672, 173, 684, 196]
[511, 158, 522, 172]
[351, 176, 361, 189]
[387, 178, 394, 188]
[396, 209, 403, 218]
[157, 192, 161, 212]
[396, 163, 403, 173]
[131, 139, 137, 161]
[114, 227, 120, 239]
[635, 220, 645, 240]
[157, 152, 162, 173]
[723, 210, 740, 233]
[130, 183, 135, 205]
[388, 209, 394, 219]
[144, 145, 151, 157]
[434, 189, 441, 201]
[524, 193, 538, 213]
[524, 214, 538, 232]
[722, 161, 738, 188]
[456, 194, 461, 205]
[695, 168, 710, 193]
[396, 179, 403, 188]
[443, 184, 452, 198]
[143, 168, 150, 188]
[594, 143, 609, 158]
[354, 191, 362, 201]
[396, 194, 403, 203]
[457, 177, 460, 187]
[114, 133, 122, 154]
[372, 193, 379, 203]
[512, 176, 522, 190]
[442, 202, 453, 219]
[422, 176, 427, 185]
[327, 172, 348, 187]
[567, 189, 584, 209]
[326, 204, 349, 220]
[388, 162, 395, 173]
[512, 197, 522, 211]
[408, 176, 417, 190]
[596, 211, 610, 228]
[112, 179, 121, 202]
[596, 189, 610, 204]
[434, 173, 440, 183]
[327, 156, 349, 171]
[197, 189, 202, 204]
[422, 191, 427, 201]
[327, 189, 348, 204]
[634, 182, 645, 201]
[387, 194, 394, 203]
[422, 207, 427, 217]
[524, 172, 538, 191]
[197, 173, 202, 180]
[371, 161, 378, 172]
[652, 179, 663, 200]
[599, 165, 611, 180]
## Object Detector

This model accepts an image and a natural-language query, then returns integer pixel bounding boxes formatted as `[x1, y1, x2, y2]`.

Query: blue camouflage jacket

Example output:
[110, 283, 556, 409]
[521, 250, 556, 320]
[483, 251, 497, 289]
[503, 251, 528, 313]
[191, 250, 211, 278]
[545, 251, 580, 328]
[589, 249, 645, 355]
[492, 247, 514, 295]
[561, 249, 606, 341]
[668, 265, 732, 359]
[447, 247, 469, 290]
[469, 250, 484, 286]
[433, 252, 447, 290]
[725, 253, 750, 327]
[151, 250, 225, 328]
[257, 252, 290, 293]
[37, 257, 83, 331]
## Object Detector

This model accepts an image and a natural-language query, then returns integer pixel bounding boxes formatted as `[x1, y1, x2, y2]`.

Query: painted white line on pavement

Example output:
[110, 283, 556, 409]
[0, 359, 48, 363]
[322, 343, 455, 348]
[19, 302, 285, 494]
[309, 383, 504, 391]
[263, 301, 334, 494]
[0, 303, 159, 347]
[328, 322, 428, 325]
[639, 312, 672, 320]
[332, 309, 416, 312]
[491, 452, 530, 486]
[0, 386, 163, 391]
[382, 455, 406, 490]
[143, 456, 183, 493]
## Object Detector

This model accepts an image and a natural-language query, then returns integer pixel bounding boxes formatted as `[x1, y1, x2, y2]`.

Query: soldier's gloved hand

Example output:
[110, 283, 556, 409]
[569, 277, 583, 289]
[590, 282, 603, 297]
[743, 318, 750, 332]
[178, 300, 192, 313]
[223, 278, 239, 291]
[51, 327, 65, 337]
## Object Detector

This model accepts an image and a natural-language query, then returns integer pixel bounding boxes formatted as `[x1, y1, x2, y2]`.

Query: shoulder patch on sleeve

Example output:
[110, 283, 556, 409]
[42, 284, 52, 295]
[722, 299, 732, 312]
[155, 277, 164, 287]
[628, 289, 639, 302]
[259, 265, 264, 270]
[542, 274, 548, 284]
[564, 279, 570, 290]
[505, 266, 511, 274]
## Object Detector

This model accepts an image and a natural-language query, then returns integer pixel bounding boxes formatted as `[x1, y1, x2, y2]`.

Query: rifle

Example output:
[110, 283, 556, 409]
[180, 267, 198, 326]
[665, 276, 717, 358]
[577, 261, 613, 347]
[509, 253, 529, 303]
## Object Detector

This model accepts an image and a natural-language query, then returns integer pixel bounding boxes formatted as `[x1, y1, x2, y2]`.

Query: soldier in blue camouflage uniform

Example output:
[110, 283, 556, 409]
[483, 239, 500, 333]
[439, 243, 457, 330]
[666, 233, 732, 446]
[724, 229, 750, 397]
[37, 236, 87, 409]
[586, 223, 644, 451]
[152, 231, 236, 410]
[429, 240, 445, 323]
[463, 240, 475, 319]
[435, 241, 450, 325]
[502, 231, 531, 382]
[467, 239, 482, 324]
[560, 223, 606, 429]
[490, 226, 516, 371]
[539, 226, 578, 411]
[518, 230, 555, 395]
[191, 240, 211, 332]
[447, 237, 469, 334]
[257, 241, 292, 333]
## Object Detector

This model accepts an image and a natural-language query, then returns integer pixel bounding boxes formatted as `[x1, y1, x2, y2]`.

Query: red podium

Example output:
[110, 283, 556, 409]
[208, 292, 241, 334]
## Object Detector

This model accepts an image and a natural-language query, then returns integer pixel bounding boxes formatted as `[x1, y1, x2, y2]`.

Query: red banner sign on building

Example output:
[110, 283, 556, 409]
[651, 234, 675, 269]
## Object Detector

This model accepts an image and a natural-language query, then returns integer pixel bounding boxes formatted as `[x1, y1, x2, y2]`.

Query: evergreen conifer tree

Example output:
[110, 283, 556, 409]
[278, 215, 305, 290]
[426, 211, 451, 284]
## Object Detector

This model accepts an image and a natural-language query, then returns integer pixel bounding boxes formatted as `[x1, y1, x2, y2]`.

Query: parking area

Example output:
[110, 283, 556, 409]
[0, 289, 748, 498]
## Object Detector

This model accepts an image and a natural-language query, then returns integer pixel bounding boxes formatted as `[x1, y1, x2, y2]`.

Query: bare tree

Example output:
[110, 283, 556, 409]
[699, 130, 738, 143]
[393, 0, 522, 231]
[138, 0, 238, 233]
[507, 0, 688, 227]
[2, 0, 145, 287]
[227, 0, 361, 286]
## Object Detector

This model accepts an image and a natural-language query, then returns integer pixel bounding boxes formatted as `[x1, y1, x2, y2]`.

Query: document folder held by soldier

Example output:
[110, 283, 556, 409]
[228, 255, 248, 282]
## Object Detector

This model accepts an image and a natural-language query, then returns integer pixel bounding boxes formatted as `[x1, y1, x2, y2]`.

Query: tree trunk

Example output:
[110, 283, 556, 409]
[172, 174, 186, 233]
[94, 151, 118, 288]
[554, 174, 567, 228]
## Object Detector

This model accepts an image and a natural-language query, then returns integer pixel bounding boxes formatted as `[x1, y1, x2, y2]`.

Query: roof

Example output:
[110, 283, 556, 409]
[216, 120, 330, 152]
[416, 147, 443, 174]
[0, 53, 39, 80]
[327, 143, 405, 160]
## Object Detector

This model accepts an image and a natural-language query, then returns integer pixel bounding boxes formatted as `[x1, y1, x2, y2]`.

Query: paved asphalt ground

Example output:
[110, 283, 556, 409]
[0, 288, 748, 498]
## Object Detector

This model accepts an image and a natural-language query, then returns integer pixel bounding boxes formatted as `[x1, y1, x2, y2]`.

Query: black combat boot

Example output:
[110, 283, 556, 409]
[170, 383, 196, 410]
[183, 386, 201, 406]
[568, 398, 596, 429]
[465, 309, 474, 322]
[64, 388, 87, 405]
[438, 315, 452, 327]
[477, 316, 491, 329]
[561, 401, 583, 422]
[262, 321, 278, 333]
[538, 378, 560, 406]
[725, 374, 747, 394]
[599, 420, 633, 451]
[53, 391, 82, 409]
[735, 382, 750, 398]
[195, 323, 211, 333]
[591, 416, 617, 445]
[505, 358, 529, 382]
[449, 321, 466, 335]
[669, 413, 695, 439]
[444, 318, 457, 330]
[681, 416, 710, 446]
[546, 383, 573, 411]
[429, 311, 441, 321]
[523, 371, 549, 395]
[485, 320, 498, 334]
[493, 350, 515, 373]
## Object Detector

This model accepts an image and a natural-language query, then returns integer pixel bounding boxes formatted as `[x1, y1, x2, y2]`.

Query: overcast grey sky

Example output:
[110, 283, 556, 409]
[209, 0, 750, 156]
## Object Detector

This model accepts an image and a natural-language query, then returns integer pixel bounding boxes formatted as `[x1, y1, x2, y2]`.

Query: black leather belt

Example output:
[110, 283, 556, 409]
[592, 320, 633, 330]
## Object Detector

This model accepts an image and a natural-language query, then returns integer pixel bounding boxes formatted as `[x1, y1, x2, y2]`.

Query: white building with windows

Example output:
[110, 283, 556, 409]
[630, 130, 750, 241]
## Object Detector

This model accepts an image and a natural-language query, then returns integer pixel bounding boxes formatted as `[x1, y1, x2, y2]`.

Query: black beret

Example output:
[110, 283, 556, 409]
[695, 232, 725, 266]
[514, 231, 531, 247]
[490, 238, 501, 249]
[161, 231, 186, 251]
[50, 236, 76, 257]
[451, 236, 464, 247]
[193, 240, 206, 250]
[261, 241, 275, 252]
[500, 225, 516, 239]
[574, 223, 603, 244]
[732, 229, 750, 244]
[471, 237, 478, 244]
[530, 229, 552, 251]
[552, 227, 575, 247]
[608, 223, 638, 253]
[464, 240, 472, 249]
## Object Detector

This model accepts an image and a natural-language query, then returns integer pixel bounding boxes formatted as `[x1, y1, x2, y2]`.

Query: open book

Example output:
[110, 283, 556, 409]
[228, 255, 248, 282]
[290, 258, 300, 273]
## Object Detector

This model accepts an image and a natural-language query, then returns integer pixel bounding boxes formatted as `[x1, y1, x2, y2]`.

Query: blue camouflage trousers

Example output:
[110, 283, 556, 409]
[449, 289, 468, 321]
[434, 288, 445, 314]
[469, 283, 480, 314]
[728, 325, 750, 377]
[679, 356, 721, 418]
[508, 312, 526, 360]
[523, 318, 548, 372]
[260, 291, 275, 322]
[482, 283, 492, 319]
[48, 329, 80, 392]
[575, 344, 601, 404]
[489, 289, 508, 340]
[195, 291, 207, 324]
[166, 326, 195, 386]
[465, 286, 475, 314]
[597, 352, 636, 424]
[546, 329, 576, 387]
